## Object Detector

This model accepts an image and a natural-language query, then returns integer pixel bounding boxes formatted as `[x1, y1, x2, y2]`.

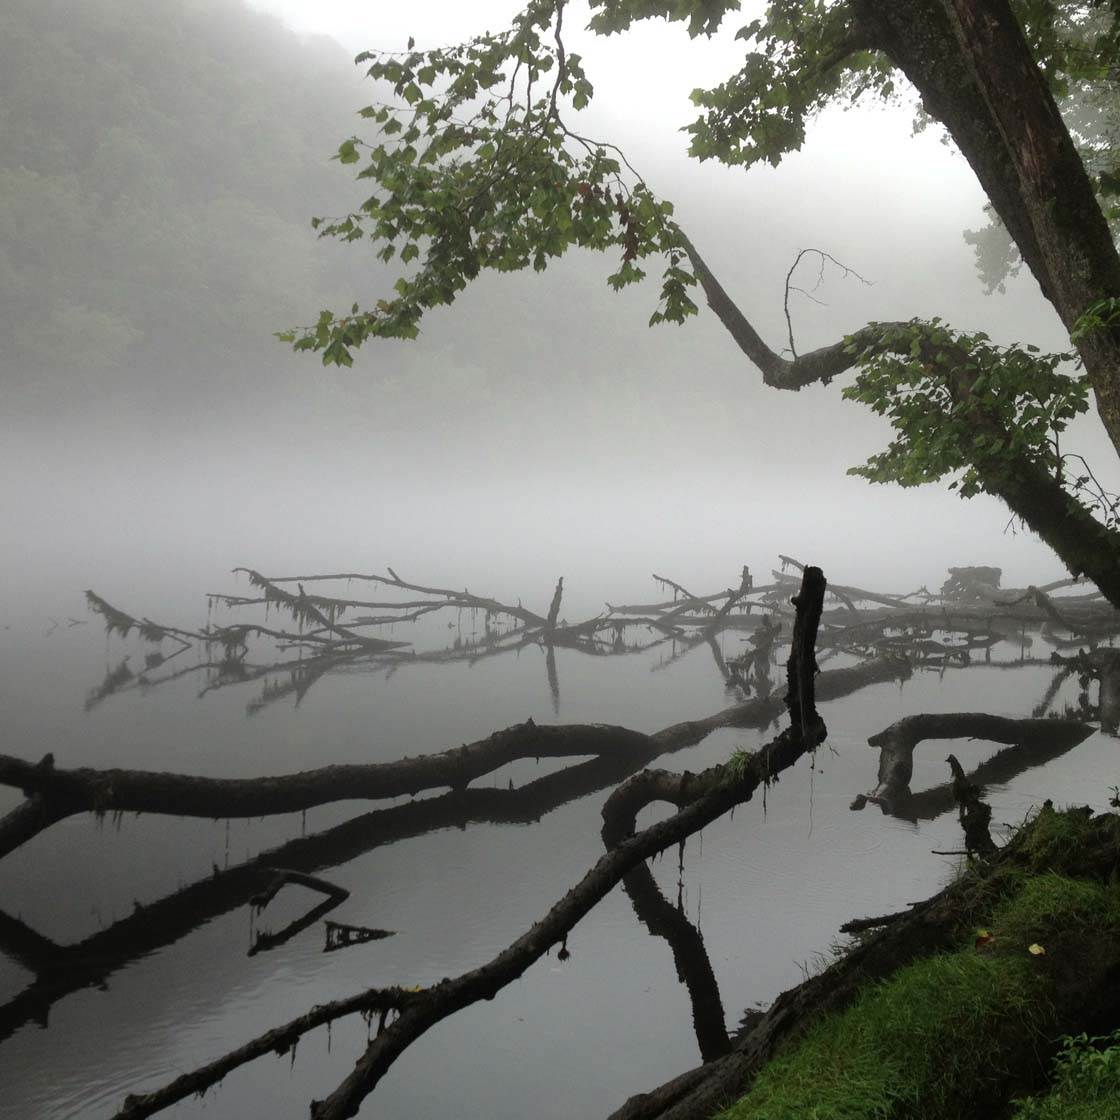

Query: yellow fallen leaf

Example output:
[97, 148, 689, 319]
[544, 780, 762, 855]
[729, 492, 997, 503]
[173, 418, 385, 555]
[1028, 943, 1046, 956]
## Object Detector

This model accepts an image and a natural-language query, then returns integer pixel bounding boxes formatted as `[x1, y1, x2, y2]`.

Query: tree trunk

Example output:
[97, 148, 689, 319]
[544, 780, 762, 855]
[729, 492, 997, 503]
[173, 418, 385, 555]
[853, 0, 1120, 451]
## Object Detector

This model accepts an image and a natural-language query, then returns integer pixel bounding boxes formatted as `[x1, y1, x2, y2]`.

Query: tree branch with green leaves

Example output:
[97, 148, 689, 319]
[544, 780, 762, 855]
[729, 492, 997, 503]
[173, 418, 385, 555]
[284, 0, 1120, 603]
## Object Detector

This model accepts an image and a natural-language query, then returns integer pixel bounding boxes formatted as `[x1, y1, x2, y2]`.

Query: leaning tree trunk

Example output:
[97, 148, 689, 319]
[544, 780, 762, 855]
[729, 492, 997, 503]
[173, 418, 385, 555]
[853, 0, 1120, 451]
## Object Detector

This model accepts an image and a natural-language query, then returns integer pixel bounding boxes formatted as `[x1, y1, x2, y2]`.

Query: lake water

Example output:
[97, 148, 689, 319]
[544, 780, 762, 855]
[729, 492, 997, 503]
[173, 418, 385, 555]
[1, 553, 1116, 1120]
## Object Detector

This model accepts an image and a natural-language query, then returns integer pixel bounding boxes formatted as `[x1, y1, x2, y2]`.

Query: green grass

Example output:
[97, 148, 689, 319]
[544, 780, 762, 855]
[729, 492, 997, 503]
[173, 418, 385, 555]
[716, 952, 1040, 1120]
[992, 873, 1120, 946]
[1011, 1030, 1120, 1120]
[1016, 806, 1101, 872]
[716, 869, 1120, 1120]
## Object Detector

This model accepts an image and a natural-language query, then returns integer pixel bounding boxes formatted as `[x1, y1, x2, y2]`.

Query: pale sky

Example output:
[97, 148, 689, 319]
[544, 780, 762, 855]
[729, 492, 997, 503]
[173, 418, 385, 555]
[247, 0, 988, 250]
[248, 0, 764, 137]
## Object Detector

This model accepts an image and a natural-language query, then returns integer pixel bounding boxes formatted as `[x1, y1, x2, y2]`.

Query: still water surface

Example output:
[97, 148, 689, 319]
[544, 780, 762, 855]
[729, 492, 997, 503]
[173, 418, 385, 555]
[0, 561, 1115, 1120]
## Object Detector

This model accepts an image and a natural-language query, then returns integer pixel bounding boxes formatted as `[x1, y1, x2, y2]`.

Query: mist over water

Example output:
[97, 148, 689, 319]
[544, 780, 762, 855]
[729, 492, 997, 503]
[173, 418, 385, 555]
[4, 2, 1120, 1118]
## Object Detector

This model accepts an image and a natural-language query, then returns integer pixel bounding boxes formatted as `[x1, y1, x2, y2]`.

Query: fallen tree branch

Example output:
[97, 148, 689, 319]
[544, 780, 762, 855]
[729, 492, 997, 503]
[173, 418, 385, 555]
[112, 567, 829, 1120]
[851, 713, 1094, 813]
[607, 805, 1120, 1120]
[0, 722, 650, 858]
[0, 657, 903, 1046]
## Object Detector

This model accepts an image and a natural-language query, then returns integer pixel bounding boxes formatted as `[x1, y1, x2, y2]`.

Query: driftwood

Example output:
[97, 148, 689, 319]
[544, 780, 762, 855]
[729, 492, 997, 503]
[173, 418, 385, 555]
[850, 713, 1094, 814]
[78, 555, 1118, 718]
[0, 659, 904, 1047]
[6, 558, 1116, 1118]
[110, 568, 828, 1119]
[0, 722, 650, 859]
[0, 656, 908, 865]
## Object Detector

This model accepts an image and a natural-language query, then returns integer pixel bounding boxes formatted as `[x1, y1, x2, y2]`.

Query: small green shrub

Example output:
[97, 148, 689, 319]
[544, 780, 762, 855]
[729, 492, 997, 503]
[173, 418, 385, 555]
[1012, 1029, 1120, 1120]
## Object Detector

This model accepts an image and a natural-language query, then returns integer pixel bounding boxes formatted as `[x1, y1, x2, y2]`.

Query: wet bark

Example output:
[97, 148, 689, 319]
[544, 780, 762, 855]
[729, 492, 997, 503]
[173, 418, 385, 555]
[0, 658, 902, 1047]
[110, 568, 829, 1120]
[608, 807, 1120, 1120]
[0, 723, 651, 859]
[852, 712, 1094, 811]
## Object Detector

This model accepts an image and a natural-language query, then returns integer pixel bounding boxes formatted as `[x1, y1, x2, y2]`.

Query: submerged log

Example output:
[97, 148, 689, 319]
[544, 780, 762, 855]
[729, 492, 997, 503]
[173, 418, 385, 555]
[0, 658, 903, 1047]
[111, 568, 830, 1120]
[0, 722, 651, 859]
[23, 559, 1115, 1117]
[850, 713, 1094, 812]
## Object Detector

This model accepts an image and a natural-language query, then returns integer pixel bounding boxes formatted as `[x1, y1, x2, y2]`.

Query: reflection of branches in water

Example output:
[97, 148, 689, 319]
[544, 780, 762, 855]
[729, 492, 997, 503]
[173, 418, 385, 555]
[247, 869, 351, 957]
[0, 660, 903, 1078]
[84, 657, 133, 711]
[8, 557, 1115, 1120]
[0, 864, 349, 1040]
[81, 559, 1120, 717]
[851, 712, 1095, 822]
[622, 860, 730, 1062]
[1033, 663, 1076, 718]
[88, 565, 768, 714]
[102, 567, 830, 1120]
[0, 764, 626, 1042]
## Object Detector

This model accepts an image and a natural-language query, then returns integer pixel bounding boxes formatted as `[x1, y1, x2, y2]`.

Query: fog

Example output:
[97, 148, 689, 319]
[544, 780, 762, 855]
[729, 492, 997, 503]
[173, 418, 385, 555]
[6, 8, 1120, 1118]
[2, 0, 1107, 617]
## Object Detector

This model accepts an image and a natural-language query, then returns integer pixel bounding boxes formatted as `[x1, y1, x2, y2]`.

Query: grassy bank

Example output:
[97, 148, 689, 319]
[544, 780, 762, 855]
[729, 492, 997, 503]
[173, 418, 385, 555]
[716, 807, 1120, 1120]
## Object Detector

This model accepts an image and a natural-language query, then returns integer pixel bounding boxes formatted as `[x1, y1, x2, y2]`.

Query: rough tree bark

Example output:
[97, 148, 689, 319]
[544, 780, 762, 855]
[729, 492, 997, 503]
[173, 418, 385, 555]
[0, 659, 903, 1045]
[681, 0, 1120, 601]
[937, 0, 1120, 442]
[5, 563, 1109, 1118]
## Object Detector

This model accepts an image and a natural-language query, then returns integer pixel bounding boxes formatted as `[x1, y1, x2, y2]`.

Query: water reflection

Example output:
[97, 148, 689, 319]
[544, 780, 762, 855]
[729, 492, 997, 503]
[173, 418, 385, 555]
[2, 560, 1118, 1118]
[622, 859, 730, 1062]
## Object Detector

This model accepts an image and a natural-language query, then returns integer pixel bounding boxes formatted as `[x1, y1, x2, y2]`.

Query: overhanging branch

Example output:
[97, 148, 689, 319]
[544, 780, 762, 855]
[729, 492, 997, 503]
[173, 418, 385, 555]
[679, 233, 893, 390]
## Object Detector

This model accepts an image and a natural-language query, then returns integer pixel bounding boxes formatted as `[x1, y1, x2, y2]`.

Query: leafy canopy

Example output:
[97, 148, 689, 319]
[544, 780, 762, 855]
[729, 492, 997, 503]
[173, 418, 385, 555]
[278, 0, 702, 366]
[280, 0, 914, 365]
[290, 0, 1120, 365]
[288, 0, 1119, 524]
[843, 320, 1088, 497]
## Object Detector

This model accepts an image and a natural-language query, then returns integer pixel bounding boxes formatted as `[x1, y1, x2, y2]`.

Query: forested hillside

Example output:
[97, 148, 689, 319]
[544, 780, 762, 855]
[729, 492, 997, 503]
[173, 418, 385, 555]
[0, 0, 372, 398]
[0, 0, 723, 449]
[0, 0, 1033, 480]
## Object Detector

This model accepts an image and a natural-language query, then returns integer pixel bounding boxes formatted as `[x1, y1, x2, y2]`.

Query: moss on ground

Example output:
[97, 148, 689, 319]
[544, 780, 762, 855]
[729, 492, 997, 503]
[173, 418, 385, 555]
[716, 809, 1120, 1120]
